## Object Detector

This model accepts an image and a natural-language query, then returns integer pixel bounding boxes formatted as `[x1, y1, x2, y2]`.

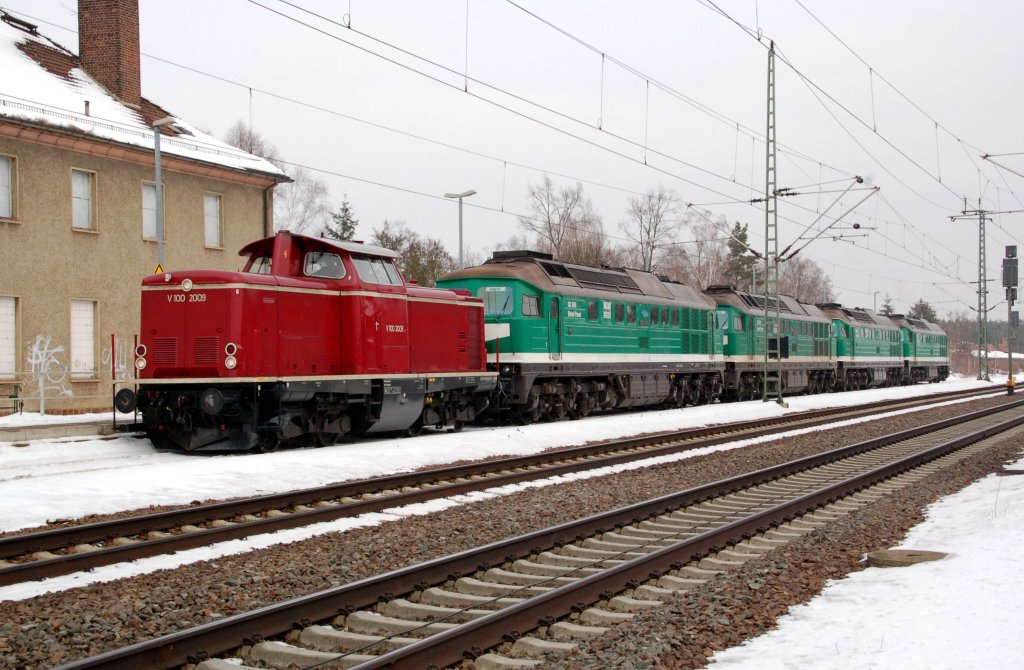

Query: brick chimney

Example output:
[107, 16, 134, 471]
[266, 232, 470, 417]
[78, 0, 141, 107]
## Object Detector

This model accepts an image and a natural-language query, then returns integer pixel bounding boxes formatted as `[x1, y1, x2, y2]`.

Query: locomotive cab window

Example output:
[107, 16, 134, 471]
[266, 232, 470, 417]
[352, 256, 402, 286]
[479, 287, 514, 317]
[247, 254, 272, 274]
[715, 310, 729, 330]
[304, 252, 345, 279]
[734, 316, 744, 331]
[522, 295, 540, 317]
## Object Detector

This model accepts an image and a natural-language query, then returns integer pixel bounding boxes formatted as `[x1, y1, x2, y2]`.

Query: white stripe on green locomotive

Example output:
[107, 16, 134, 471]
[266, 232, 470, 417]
[706, 286, 834, 399]
[437, 251, 725, 421]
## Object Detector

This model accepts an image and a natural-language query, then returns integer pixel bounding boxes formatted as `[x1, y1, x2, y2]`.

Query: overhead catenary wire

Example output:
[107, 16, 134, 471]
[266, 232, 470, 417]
[2, 3, 985, 309]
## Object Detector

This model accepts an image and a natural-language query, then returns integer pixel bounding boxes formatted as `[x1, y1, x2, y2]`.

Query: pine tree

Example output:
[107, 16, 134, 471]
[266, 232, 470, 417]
[908, 298, 938, 321]
[324, 197, 358, 241]
[724, 222, 757, 290]
[880, 294, 895, 316]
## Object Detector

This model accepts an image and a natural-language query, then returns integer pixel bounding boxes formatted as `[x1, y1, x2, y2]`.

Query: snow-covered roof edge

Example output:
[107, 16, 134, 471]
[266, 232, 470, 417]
[0, 14, 288, 181]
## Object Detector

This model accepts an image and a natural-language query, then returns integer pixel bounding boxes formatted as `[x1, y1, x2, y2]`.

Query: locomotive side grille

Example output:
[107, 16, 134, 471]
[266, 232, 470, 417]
[193, 336, 220, 364]
[467, 307, 482, 364]
[458, 331, 468, 354]
[153, 337, 179, 365]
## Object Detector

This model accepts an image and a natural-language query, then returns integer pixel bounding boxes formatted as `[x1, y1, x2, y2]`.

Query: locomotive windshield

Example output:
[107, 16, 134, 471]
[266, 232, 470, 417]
[248, 254, 272, 274]
[479, 287, 514, 317]
[351, 256, 402, 285]
[304, 252, 345, 279]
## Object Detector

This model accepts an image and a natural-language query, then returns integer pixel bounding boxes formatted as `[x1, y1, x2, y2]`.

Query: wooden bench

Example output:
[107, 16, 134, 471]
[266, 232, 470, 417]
[0, 381, 22, 414]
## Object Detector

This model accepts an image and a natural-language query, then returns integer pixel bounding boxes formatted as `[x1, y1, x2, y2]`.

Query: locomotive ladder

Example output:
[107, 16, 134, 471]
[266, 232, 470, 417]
[763, 41, 784, 403]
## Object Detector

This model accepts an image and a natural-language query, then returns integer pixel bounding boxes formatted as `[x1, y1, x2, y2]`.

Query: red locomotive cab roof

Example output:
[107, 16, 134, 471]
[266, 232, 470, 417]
[238, 231, 402, 282]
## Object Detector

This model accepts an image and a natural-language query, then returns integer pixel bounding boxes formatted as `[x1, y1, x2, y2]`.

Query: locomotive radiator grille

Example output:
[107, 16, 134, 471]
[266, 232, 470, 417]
[153, 337, 179, 365]
[193, 336, 220, 364]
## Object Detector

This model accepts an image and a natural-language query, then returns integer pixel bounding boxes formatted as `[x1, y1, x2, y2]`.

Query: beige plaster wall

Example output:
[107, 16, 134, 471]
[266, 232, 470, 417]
[0, 134, 273, 412]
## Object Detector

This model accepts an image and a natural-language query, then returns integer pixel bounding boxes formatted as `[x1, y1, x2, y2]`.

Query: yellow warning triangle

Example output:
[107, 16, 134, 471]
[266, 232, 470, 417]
[154, 264, 164, 274]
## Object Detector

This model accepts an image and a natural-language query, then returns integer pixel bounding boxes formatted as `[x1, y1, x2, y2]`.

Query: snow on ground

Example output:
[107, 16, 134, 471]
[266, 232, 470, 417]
[0, 377, 1003, 602]
[0, 377, 994, 533]
[710, 451, 1024, 670]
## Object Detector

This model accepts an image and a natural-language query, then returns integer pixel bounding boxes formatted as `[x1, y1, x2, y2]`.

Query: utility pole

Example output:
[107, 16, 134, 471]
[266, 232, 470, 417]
[950, 200, 999, 381]
[762, 41, 784, 406]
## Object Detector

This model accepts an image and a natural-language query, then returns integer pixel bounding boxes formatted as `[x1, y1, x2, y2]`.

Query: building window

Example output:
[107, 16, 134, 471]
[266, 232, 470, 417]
[142, 183, 157, 240]
[70, 300, 96, 379]
[0, 297, 14, 379]
[0, 155, 14, 220]
[204, 193, 222, 247]
[72, 169, 96, 230]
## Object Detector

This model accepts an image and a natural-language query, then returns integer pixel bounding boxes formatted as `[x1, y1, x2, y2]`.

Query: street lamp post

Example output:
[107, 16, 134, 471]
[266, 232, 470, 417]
[153, 116, 176, 270]
[444, 189, 476, 268]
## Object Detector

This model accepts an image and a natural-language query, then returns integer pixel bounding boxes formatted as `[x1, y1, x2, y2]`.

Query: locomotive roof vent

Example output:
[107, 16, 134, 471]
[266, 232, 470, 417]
[817, 302, 842, 310]
[490, 249, 553, 261]
[704, 284, 738, 294]
[890, 313, 906, 319]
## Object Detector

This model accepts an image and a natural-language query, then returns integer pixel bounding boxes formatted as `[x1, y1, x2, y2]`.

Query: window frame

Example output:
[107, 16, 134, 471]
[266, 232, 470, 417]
[0, 153, 16, 221]
[303, 251, 346, 279]
[141, 181, 160, 241]
[522, 294, 541, 318]
[203, 192, 223, 248]
[70, 299, 97, 381]
[71, 168, 97, 232]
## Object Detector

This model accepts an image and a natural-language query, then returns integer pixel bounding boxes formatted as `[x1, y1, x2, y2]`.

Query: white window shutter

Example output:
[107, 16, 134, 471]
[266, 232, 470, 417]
[0, 297, 14, 379]
[70, 300, 95, 378]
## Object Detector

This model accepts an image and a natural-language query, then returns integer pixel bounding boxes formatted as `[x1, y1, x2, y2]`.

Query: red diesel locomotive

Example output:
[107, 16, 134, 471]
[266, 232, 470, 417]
[117, 232, 496, 452]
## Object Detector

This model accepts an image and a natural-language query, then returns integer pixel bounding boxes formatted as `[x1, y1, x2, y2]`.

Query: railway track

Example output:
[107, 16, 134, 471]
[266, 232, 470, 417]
[0, 386, 997, 588]
[52, 396, 1024, 669]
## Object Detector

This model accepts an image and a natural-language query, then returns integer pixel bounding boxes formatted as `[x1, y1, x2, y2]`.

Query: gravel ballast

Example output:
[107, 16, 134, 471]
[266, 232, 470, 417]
[0, 396, 1019, 669]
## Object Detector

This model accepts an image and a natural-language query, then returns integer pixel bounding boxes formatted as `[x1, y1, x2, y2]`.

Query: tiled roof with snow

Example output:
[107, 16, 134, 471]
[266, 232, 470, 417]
[0, 15, 286, 180]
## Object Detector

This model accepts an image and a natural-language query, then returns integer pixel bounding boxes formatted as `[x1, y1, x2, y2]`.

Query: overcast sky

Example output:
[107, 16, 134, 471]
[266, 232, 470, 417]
[6, 0, 1023, 317]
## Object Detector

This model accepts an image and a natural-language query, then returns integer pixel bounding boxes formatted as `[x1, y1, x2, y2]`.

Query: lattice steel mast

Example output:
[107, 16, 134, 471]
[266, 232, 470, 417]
[762, 41, 784, 404]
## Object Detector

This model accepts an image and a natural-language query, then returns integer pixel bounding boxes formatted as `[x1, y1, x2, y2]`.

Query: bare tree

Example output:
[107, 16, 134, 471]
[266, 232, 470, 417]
[371, 221, 456, 287]
[274, 167, 331, 235]
[224, 120, 283, 168]
[224, 121, 332, 235]
[663, 210, 730, 289]
[519, 175, 605, 263]
[779, 256, 835, 304]
[620, 186, 682, 272]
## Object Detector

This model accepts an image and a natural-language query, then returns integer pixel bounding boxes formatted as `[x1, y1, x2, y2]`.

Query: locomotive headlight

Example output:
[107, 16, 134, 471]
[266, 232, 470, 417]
[224, 355, 237, 370]
[501, 364, 514, 375]
[225, 342, 238, 356]
[135, 357, 147, 370]
[135, 344, 148, 357]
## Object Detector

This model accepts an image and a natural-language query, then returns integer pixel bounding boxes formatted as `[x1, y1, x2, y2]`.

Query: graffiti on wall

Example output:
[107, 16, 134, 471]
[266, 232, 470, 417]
[25, 334, 72, 399]
[102, 339, 134, 381]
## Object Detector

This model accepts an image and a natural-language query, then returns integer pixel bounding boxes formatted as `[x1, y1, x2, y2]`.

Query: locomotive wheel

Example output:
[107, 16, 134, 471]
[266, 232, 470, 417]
[311, 415, 340, 447]
[403, 419, 424, 437]
[256, 434, 280, 453]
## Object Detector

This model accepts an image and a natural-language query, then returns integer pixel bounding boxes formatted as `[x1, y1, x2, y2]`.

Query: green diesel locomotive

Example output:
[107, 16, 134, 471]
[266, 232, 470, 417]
[438, 251, 950, 422]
